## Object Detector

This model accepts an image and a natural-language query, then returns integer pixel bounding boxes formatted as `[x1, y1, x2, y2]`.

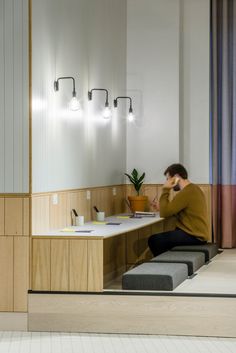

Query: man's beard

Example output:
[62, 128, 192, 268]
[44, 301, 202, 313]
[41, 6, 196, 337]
[173, 184, 180, 192]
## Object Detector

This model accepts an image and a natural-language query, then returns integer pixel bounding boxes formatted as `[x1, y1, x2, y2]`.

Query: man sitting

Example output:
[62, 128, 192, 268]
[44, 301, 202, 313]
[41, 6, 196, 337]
[148, 163, 208, 256]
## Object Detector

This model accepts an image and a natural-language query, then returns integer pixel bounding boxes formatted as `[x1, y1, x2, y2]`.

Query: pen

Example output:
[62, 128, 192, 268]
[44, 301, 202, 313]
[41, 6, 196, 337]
[93, 206, 99, 213]
[125, 199, 132, 213]
[152, 194, 158, 203]
[72, 209, 78, 217]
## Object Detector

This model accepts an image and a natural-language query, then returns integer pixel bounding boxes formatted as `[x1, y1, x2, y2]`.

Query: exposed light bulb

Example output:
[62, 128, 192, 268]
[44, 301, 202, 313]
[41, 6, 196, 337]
[102, 106, 112, 119]
[127, 112, 135, 122]
[69, 96, 80, 111]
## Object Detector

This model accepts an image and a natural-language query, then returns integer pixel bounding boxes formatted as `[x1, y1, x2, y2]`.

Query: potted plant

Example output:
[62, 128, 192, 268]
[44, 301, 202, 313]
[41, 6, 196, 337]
[125, 168, 148, 212]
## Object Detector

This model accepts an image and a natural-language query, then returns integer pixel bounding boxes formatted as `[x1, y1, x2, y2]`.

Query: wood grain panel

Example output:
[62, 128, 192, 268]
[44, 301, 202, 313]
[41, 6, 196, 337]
[69, 240, 87, 291]
[126, 230, 139, 265]
[125, 185, 136, 212]
[126, 223, 165, 265]
[104, 234, 126, 287]
[138, 226, 153, 262]
[28, 294, 236, 337]
[50, 193, 67, 230]
[23, 197, 30, 236]
[112, 186, 126, 215]
[91, 188, 113, 220]
[14, 237, 29, 312]
[5, 198, 23, 235]
[0, 198, 4, 235]
[51, 240, 69, 291]
[32, 239, 50, 291]
[125, 185, 137, 197]
[88, 240, 103, 292]
[0, 236, 13, 311]
[67, 190, 91, 225]
[143, 185, 158, 211]
[32, 196, 50, 234]
[151, 221, 164, 235]
[125, 184, 162, 212]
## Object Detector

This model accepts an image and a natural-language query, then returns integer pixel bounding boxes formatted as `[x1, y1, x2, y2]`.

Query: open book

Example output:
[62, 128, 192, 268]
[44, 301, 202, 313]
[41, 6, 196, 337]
[134, 211, 156, 217]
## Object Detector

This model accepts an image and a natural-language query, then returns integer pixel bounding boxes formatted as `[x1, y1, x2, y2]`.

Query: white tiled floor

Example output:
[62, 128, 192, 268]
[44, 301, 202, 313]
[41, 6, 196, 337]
[0, 332, 236, 353]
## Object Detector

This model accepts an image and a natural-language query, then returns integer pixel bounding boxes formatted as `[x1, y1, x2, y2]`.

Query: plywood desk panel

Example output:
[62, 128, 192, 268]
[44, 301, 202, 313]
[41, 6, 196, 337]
[31, 214, 164, 293]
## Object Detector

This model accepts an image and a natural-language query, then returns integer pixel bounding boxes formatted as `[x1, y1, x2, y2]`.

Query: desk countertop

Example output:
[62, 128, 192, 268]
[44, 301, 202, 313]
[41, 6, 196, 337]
[32, 213, 164, 239]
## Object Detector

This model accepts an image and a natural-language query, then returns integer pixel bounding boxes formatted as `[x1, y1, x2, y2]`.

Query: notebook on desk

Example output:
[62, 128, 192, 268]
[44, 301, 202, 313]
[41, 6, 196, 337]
[125, 199, 156, 218]
[134, 211, 156, 217]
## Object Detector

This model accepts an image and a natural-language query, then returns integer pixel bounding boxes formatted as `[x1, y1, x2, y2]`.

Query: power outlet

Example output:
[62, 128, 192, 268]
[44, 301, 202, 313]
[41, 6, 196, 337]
[52, 194, 58, 205]
[112, 187, 117, 196]
[86, 190, 91, 200]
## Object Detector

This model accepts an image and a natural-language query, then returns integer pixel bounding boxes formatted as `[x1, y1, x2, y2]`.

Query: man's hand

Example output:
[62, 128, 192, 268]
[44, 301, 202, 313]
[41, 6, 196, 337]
[163, 176, 178, 189]
[150, 200, 160, 211]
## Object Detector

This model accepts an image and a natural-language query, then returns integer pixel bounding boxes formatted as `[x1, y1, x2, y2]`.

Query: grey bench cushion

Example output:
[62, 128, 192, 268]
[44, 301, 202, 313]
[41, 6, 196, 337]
[171, 243, 219, 262]
[122, 262, 188, 291]
[151, 251, 205, 276]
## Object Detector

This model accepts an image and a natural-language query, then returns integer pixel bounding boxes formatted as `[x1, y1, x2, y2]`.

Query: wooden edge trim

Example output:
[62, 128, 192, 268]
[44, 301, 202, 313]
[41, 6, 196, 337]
[31, 236, 104, 240]
[0, 194, 31, 198]
[31, 184, 126, 196]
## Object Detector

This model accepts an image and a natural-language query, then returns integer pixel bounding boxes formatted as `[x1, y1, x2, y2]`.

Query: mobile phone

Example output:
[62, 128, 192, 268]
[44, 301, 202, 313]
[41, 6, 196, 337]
[172, 177, 180, 191]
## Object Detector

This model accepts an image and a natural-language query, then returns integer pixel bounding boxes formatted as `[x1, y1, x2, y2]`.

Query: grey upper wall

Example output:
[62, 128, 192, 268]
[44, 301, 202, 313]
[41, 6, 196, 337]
[32, 0, 127, 192]
[126, 0, 210, 184]
[0, 0, 210, 194]
[0, 0, 29, 193]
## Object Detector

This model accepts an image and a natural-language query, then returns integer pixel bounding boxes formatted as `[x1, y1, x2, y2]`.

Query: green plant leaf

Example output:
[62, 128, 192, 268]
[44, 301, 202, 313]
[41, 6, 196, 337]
[125, 169, 145, 195]
[137, 173, 145, 184]
[132, 169, 138, 179]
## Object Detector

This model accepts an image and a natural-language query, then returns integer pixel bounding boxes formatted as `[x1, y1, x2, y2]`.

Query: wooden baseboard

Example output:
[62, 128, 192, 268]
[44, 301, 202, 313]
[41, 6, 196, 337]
[28, 293, 236, 337]
[0, 313, 28, 331]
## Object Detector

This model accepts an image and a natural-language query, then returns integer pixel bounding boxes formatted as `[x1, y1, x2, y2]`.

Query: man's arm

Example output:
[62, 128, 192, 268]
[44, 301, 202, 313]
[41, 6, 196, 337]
[159, 188, 188, 217]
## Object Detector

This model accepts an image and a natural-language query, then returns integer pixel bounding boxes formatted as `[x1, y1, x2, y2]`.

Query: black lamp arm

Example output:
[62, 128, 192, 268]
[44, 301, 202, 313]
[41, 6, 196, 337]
[54, 76, 76, 96]
[88, 88, 109, 106]
[114, 96, 133, 111]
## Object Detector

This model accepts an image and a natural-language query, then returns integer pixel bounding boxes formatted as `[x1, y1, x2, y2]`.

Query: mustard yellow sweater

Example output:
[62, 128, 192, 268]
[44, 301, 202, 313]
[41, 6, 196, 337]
[159, 183, 209, 241]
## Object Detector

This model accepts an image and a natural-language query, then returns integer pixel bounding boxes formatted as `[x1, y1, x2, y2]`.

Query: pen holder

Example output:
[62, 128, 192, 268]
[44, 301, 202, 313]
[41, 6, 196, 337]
[76, 216, 84, 226]
[96, 212, 105, 222]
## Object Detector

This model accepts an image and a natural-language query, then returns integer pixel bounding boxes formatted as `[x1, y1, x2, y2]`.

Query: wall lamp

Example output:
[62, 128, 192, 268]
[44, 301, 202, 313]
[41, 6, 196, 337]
[88, 88, 112, 119]
[54, 76, 80, 111]
[113, 96, 135, 122]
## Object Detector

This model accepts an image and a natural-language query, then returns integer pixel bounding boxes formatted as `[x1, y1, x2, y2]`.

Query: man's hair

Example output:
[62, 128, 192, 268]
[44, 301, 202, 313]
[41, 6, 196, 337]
[164, 163, 188, 179]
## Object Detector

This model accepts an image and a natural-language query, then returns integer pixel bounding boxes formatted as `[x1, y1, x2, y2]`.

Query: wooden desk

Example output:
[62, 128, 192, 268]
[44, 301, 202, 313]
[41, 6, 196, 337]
[31, 214, 164, 292]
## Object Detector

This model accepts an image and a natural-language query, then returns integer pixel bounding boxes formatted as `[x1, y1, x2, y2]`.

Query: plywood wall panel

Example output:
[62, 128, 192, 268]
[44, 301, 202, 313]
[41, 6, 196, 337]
[32, 196, 50, 234]
[0, 236, 13, 311]
[14, 237, 29, 312]
[50, 193, 67, 231]
[5, 198, 23, 235]
[104, 234, 126, 286]
[88, 240, 103, 292]
[126, 230, 139, 265]
[91, 188, 113, 220]
[23, 198, 30, 236]
[143, 185, 158, 211]
[67, 191, 91, 225]
[112, 186, 126, 215]
[138, 226, 153, 262]
[69, 240, 88, 291]
[51, 240, 69, 291]
[32, 239, 50, 291]
[0, 198, 4, 235]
